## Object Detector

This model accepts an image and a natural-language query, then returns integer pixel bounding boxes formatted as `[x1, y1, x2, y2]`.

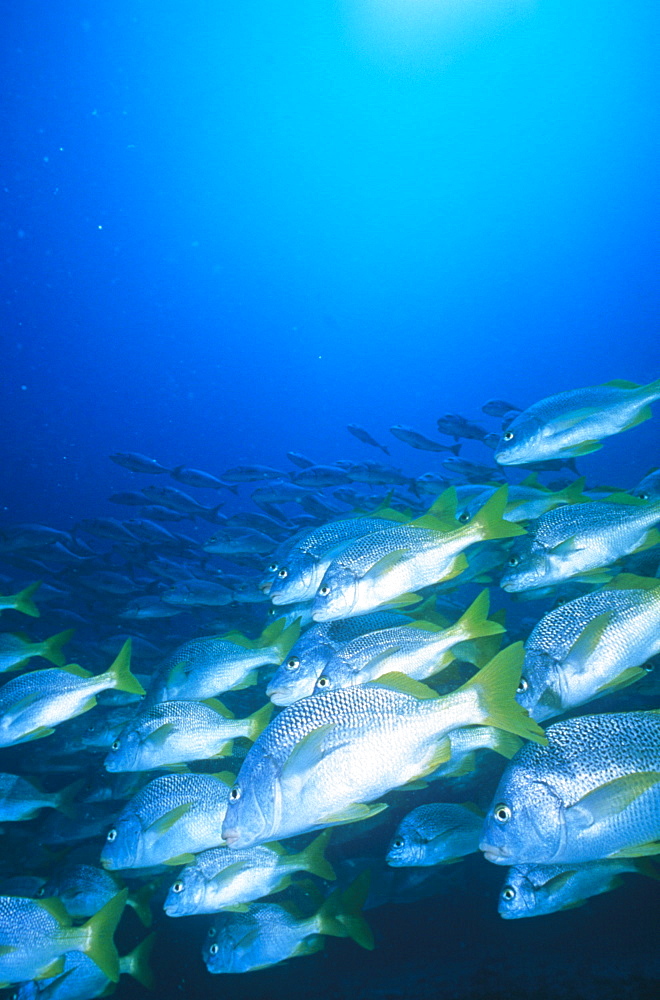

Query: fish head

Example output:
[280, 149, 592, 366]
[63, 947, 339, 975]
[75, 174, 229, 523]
[104, 728, 140, 772]
[494, 414, 546, 465]
[311, 566, 359, 622]
[100, 813, 142, 870]
[269, 554, 317, 605]
[498, 869, 537, 918]
[266, 642, 334, 705]
[221, 756, 281, 849]
[516, 650, 564, 722]
[164, 868, 206, 917]
[203, 912, 257, 973]
[480, 776, 564, 865]
[386, 825, 427, 867]
[500, 541, 551, 592]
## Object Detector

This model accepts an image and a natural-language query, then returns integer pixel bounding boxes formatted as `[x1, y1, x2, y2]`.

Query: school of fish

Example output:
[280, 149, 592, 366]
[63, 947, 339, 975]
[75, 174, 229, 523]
[0, 377, 659, 995]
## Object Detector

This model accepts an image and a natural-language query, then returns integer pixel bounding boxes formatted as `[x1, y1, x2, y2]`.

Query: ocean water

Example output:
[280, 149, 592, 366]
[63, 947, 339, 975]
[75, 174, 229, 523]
[1, 2, 659, 998]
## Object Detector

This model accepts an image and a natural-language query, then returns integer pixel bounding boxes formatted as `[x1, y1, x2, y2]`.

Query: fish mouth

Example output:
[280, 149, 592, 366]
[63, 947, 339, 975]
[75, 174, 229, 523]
[222, 827, 240, 847]
[479, 841, 511, 864]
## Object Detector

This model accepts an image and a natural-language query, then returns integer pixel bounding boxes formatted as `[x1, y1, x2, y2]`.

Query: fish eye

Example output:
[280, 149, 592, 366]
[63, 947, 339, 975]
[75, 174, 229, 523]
[458, 512, 471, 523]
[277, 568, 288, 579]
[111, 740, 120, 751]
[392, 837, 404, 849]
[319, 585, 330, 597]
[106, 828, 118, 842]
[286, 657, 300, 671]
[209, 943, 218, 955]
[640, 493, 650, 501]
[316, 676, 330, 689]
[508, 555, 519, 567]
[503, 431, 514, 442]
[517, 678, 528, 693]
[268, 563, 278, 572]
[502, 886, 516, 901]
[172, 881, 184, 893]
[35, 886, 46, 897]
[494, 804, 512, 824]
[208, 927, 216, 938]
[229, 786, 241, 801]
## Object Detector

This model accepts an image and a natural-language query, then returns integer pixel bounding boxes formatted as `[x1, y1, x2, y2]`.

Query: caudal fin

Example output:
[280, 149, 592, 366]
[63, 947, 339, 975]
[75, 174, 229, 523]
[316, 871, 374, 950]
[11, 582, 41, 618]
[41, 629, 75, 666]
[469, 488, 527, 542]
[296, 829, 336, 881]
[80, 888, 127, 982]
[246, 701, 274, 741]
[451, 589, 506, 643]
[105, 640, 146, 696]
[119, 932, 156, 989]
[459, 643, 547, 744]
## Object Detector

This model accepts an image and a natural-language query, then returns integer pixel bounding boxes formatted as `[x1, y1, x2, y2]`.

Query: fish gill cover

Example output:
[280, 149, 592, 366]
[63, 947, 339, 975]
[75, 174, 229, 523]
[1, 1, 659, 999]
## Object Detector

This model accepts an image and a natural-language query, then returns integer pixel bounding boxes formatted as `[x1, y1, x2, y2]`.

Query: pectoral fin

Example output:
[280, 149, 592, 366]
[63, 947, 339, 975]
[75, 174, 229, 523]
[567, 772, 660, 829]
[145, 723, 175, 747]
[321, 802, 388, 826]
[565, 612, 612, 672]
[280, 724, 339, 780]
[146, 802, 193, 835]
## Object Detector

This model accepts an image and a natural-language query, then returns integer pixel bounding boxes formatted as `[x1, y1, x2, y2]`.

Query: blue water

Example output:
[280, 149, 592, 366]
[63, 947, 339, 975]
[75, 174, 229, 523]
[2, 1, 659, 997]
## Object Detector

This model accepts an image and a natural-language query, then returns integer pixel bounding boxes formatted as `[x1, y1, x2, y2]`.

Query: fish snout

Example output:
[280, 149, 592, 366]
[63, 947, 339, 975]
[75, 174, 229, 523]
[479, 841, 512, 864]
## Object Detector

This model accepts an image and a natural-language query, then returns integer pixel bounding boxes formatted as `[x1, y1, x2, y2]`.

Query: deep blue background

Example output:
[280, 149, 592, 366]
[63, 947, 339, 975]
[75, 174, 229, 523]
[3, 0, 659, 527]
[2, 5, 660, 996]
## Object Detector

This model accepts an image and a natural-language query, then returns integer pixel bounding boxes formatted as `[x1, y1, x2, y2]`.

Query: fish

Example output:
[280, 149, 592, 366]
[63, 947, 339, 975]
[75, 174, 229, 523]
[221, 644, 545, 849]
[202, 874, 373, 973]
[494, 378, 660, 465]
[160, 580, 234, 607]
[442, 457, 505, 483]
[12, 935, 155, 1000]
[454, 477, 586, 525]
[0, 774, 81, 822]
[311, 487, 525, 622]
[222, 465, 286, 482]
[140, 485, 219, 518]
[632, 468, 660, 502]
[39, 864, 152, 926]
[0, 582, 41, 618]
[314, 590, 504, 691]
[517, 574, 660, 721]
[436, 414, 490, 442]
[346, 424, 389, 454]
[202, 526, 276, 555]
[341, 461, 413, 488]
[386, 802, 484, 866]
[104, 699, 273, 771]
[286, 452, 315, 469]
[480, 711, 660, 865]
[170, 466, 235, 491]
[501, 497, 660, 592]
[145, 619, 300, 704]
[100, 772, 235, 869]
[266, 612, 413, 706]
[268, 514, 407, 607]
[0, 629, 73, 672]
[109, 452, 169, 474]
[291, 466, 353, 488]
[0, 890, 126, 986]
[251, 480, 318, 504]
[481, 400, 522, 418]
[0, 641, 145, 747]
[389, 426, 461, 455]
[498, 858, 657, 919]
[164, 830, 335, 916]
